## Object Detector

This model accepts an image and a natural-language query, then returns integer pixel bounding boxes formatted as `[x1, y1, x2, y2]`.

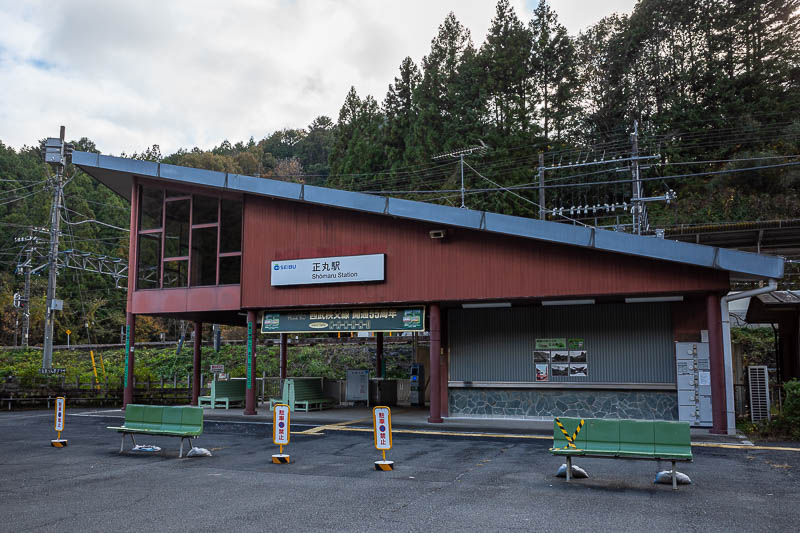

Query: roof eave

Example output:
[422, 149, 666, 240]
[71, 151, 785, 281]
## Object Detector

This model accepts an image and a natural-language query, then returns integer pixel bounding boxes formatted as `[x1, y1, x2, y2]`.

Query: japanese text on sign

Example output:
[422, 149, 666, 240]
[373, 406, 392, 450]
[273, 404, 290, 445]
[261, 307, 424, 334]
[271, 253, 385, 286]
[54, 397, 65, 432]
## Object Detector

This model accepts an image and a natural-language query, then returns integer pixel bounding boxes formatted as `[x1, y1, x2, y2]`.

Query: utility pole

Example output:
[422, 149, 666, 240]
[22, 228, 33, 347]
[538, 153, 545, 220]
[41, 127, 69, 369]
[432, 142, 488, 209]
[630, 120, 642, 235]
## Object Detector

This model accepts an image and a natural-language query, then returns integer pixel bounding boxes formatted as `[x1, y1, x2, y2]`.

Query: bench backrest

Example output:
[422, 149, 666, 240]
[288, 379, 324, 402]
[553, 417, 691, 458]
[654, 420, 691, 457]
[552, 417, 587, 450]
[585, 419, 620, 453]
[124, 404, 203, 433]
[212, 379, 246, 399]
[619, 419, 656, 455]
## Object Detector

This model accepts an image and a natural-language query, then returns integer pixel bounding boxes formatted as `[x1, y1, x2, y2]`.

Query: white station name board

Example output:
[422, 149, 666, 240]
[271, 254, 385, 286]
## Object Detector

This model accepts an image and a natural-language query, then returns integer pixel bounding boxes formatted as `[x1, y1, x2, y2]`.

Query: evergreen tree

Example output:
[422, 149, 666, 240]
[383, 56, 421, 175]
[529, 0, 579, 142]
[409, 12, 477, 168]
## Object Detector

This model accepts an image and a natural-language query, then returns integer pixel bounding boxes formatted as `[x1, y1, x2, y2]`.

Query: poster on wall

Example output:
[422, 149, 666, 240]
[570, 351, 587, 363]
[568, 338, 585, 350]
[535, 363, 549, 381]
[535, 338, 567, 350]
[570, 364, 588, 377]
[551, 350, 570, 363]
[533, 351, 549, 363]
[551, 364, 569, 377]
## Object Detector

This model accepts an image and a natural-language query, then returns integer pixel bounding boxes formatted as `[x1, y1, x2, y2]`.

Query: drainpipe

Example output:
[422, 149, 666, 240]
[721, 279, 778, 434]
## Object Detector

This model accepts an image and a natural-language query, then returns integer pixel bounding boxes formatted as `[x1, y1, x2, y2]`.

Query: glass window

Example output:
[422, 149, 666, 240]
[219, 255, 241, 285]
[137, 233, 161, 289]
[163, 260, 188, 288]
[164, 199, 190, 258]
[166, 189, 188, 198]
[139, 187, 163, 230]
[220, 198, 242, 253]
[193, 195, 218, 225]
[191, 227, 218, 286]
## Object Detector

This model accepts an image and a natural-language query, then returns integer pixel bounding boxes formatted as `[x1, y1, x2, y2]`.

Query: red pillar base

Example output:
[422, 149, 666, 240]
[427, 416, 443, 423]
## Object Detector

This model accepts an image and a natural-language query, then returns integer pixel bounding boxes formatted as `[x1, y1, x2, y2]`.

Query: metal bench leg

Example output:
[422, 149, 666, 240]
[566, 456, 572, 482]
[120, 433, 125, 453]
[179, 437, 185, 458]
[672, 461, 677, 491]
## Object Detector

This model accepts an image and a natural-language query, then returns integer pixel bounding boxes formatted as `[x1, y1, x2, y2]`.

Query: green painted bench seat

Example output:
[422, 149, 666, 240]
[198, 379, 246, 409]
[549, 417, 692, 489]
[269, 379, 335, 412]
[107, 404, 203, 457]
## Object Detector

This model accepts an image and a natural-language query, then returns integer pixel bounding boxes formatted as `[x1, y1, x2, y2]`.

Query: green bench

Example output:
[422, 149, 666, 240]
[550, 417, 693, 490]
[269, 378, 335, 412]
[107, 405, 203, 458]
[198, 379, 246, 409]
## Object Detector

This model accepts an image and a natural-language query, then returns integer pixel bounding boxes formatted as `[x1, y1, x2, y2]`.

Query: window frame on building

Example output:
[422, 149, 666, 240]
[136, 183, 242, 290]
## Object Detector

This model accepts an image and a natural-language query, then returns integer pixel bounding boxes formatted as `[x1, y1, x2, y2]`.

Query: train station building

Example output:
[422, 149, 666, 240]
[73, 151, 786, 435]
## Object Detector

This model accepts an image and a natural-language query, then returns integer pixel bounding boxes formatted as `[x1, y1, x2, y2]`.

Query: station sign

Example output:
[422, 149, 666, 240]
[273, 404, 290, 445]
[210, 364, 224, 373]
[373, 406, 392, 450]
[261, 307, 424, 334]
[40, 368, 66, 375]
[271, 253, 384, 287]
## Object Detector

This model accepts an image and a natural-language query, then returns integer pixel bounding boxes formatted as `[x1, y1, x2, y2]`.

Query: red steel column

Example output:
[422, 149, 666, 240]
[376, 332, 384, 378]
[123, 313, 136, 409]
[428, 303, 443, 423]
[440, 308, 448, 417]
[707, 293, 727, 434]
[244, 310, 258, 415]
[280, 333, 288, 380]
[191, 321, 202, 406]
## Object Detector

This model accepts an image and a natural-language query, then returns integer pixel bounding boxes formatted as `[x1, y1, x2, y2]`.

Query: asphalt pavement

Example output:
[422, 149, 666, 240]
[0, 408, 797, 532]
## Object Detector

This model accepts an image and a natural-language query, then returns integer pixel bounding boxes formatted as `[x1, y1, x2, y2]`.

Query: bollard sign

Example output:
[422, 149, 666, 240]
[54, 397, 65, 432]
[273, 404, 290, 445]
[373, 406, 392, 450]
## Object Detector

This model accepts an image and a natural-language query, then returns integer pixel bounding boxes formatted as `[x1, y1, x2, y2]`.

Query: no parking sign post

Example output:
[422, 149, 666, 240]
[373, 406, 393, 471]
[272, 404, 290, 464]
[51, 396, 68, 447]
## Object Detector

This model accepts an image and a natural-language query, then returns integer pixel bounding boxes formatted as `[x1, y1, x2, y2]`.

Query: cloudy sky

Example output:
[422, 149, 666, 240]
[0, 0, 636, 155]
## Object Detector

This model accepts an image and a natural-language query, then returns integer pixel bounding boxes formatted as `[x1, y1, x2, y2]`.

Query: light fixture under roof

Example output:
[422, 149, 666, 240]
[625, 296, 684, 303]
[462, 302, 512, 309]
[541, 299, 595, 306]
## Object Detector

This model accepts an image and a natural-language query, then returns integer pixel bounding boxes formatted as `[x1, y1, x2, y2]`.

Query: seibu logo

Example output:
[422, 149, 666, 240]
[273, 264, 296, 271]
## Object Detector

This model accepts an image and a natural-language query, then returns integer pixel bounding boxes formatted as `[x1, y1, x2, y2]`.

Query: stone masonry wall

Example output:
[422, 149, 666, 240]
[448, 388, 678, 420]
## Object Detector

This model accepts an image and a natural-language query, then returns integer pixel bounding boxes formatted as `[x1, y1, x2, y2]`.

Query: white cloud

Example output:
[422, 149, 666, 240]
[0, 0, 634, 155]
